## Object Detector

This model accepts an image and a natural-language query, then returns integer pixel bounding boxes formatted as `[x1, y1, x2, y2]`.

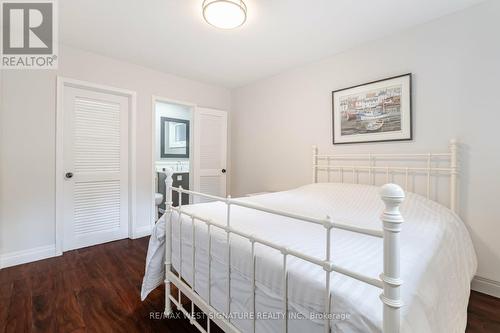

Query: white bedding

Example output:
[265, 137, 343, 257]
[141, 183, 477, 333]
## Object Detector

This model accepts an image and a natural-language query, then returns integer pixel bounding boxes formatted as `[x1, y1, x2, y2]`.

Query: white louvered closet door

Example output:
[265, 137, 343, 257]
[193, 107, 227, 203]
[62, 86, 129, 251]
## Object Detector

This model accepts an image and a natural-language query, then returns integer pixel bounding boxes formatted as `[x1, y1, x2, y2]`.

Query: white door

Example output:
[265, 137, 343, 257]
[193, 107, 228, 202]
[62, 86, 129, 251]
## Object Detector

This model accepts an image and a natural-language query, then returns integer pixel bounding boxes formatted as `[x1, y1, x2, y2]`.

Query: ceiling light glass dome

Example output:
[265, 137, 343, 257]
[202, 0, 247, 29]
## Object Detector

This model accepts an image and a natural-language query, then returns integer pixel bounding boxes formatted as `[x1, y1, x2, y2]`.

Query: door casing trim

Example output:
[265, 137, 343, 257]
[151, 95, 195, 226]
[56, 77, 137, 255]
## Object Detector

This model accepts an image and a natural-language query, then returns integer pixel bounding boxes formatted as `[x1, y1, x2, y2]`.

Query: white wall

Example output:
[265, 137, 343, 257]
[0, 45, 230, 262]
[231, 1, 500, 289]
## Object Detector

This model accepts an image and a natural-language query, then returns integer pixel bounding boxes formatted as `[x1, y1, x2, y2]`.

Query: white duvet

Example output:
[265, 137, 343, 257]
[141, 183, 477, 333]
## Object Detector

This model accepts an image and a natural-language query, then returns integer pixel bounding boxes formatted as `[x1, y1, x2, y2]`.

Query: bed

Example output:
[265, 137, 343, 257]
[141, 140, 477, 333]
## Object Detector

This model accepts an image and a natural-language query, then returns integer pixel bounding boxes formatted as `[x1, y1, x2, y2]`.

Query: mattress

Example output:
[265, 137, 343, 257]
[141, 183, 477, 333]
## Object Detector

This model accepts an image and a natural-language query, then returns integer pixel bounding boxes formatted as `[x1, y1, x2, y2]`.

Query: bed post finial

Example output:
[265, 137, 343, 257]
[164, 167, 174, 316]
[164, 168, 174, 204]
[312, 145, 318, 183]
[449, 139, 458, 213]
[380, 183, 404, 333]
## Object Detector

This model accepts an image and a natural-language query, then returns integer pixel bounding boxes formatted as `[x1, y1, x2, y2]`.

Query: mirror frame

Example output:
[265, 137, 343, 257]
[160, 117, 190, 158]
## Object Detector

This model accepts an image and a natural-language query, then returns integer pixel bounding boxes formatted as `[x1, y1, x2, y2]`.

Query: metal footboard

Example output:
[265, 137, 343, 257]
[162, 171, 404, 333]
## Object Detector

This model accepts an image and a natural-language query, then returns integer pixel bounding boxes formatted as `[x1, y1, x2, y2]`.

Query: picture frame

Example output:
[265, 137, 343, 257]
[332, 73, 412, 144]
[160, 117, 190, 158]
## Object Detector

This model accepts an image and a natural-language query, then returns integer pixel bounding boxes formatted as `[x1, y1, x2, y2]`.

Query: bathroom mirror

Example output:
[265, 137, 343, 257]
[160, 117, 190, 158]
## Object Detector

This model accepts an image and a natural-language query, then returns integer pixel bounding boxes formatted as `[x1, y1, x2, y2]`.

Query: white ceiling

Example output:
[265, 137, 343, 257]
[60, 0, 486, 88]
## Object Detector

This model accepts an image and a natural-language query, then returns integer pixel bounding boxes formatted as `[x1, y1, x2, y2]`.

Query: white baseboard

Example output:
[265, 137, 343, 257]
[0, 244, 58, 269]
[132, 225, 152, 239]
[0, 229, 152, 269]
[472, 276, 500, 298]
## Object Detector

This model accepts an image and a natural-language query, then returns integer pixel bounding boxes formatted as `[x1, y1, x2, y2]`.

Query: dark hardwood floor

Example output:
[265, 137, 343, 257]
[0, 237, 498, 332]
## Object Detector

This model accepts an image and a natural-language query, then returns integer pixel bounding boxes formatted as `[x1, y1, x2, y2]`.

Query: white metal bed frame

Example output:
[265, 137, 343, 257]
[162, 139, 459, 333]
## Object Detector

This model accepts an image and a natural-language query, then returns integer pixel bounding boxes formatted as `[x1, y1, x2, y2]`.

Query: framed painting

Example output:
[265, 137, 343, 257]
[332, 73, 412, 144]
[160, 117, 190, 158]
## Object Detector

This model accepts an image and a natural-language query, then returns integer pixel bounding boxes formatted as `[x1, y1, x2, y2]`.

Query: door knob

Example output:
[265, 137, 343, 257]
[65, 172, 74, 179]
[221, 169, 226, 174]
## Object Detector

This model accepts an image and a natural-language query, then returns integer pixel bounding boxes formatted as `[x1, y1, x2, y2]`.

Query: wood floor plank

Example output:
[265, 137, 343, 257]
[0, 296, 11, 333]
[11, 277, 31, 298]
[54, 290, 86, 333]
[59, 269, 80, 293]
[0, 264, 29, 285]
[1, 237, 499, 333]
[467, 291, 500, 333]
[30, 272, 58, 297]
[77, 285, 147, 333]
[0, 281, 13, 299]
[32, 293, 56, 332]
[5, 294, 32, 333]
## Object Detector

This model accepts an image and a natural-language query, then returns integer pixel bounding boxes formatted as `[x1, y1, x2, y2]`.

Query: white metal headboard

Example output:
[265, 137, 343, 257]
[312, 139, 459, 213]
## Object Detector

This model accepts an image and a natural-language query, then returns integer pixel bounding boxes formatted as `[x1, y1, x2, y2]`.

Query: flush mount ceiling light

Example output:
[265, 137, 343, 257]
[202, 0, 247, 29]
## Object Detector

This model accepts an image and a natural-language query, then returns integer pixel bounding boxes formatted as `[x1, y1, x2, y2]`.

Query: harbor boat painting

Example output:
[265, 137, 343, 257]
[332, 73, 412, 144]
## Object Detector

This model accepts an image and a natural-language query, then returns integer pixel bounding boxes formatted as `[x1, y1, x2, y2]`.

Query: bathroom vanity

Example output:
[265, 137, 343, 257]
[157, 171, 189, 209]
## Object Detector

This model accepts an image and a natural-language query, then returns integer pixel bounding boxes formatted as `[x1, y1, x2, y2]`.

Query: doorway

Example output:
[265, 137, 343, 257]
[151, 97, 228, 221]
[152, 98, 194, 221]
